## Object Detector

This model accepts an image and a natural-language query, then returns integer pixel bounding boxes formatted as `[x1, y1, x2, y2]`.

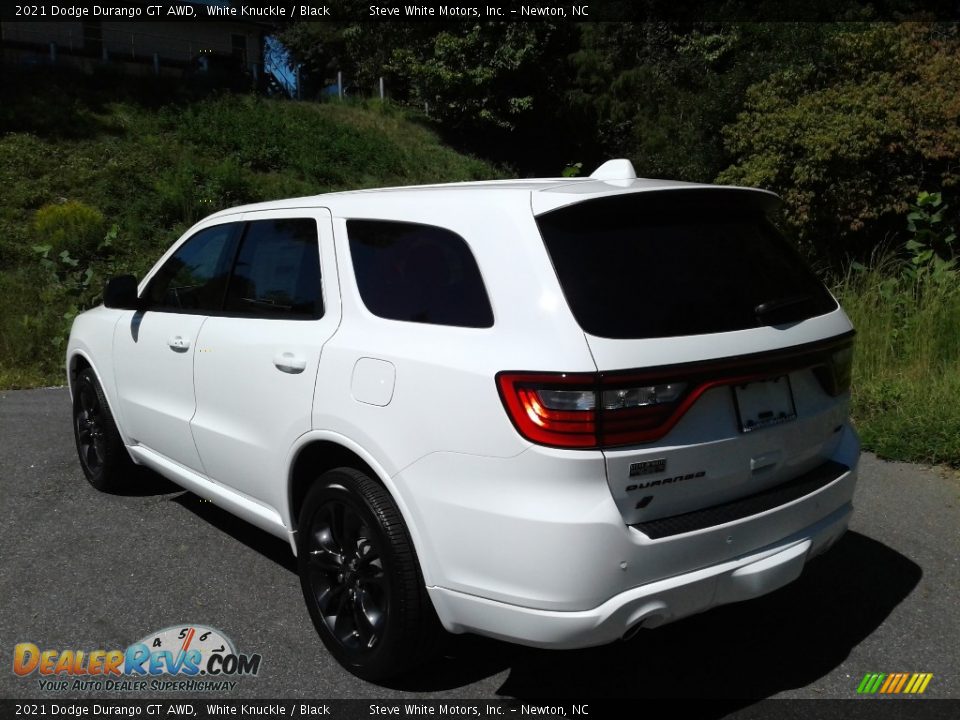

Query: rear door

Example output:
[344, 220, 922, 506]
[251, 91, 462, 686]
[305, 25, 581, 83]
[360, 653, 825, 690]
[190, 209, 340, 512]
[535, 189, 854, 525]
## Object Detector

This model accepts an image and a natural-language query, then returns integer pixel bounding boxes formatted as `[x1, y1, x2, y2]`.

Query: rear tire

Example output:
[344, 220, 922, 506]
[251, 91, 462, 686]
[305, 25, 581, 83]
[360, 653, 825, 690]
[298, 467, 442, 681]
[72, 367, 134, 492]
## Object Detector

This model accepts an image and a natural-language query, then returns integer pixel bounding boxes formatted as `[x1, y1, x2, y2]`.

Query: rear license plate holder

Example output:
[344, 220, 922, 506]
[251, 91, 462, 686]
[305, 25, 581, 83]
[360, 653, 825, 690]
[732, 376, 797, 433]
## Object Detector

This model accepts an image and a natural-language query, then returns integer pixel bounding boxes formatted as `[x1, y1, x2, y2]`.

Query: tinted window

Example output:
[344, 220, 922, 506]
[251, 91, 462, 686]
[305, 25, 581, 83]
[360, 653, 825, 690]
[147, 223, 239, 312]
[224, 218, 322, 318]
[347, 220, 493, 328]
[537, 192, 838, 339]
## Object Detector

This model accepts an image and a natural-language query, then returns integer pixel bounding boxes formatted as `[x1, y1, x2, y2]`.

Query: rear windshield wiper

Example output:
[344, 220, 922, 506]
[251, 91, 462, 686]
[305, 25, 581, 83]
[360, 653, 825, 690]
[754, 295, 812, 318]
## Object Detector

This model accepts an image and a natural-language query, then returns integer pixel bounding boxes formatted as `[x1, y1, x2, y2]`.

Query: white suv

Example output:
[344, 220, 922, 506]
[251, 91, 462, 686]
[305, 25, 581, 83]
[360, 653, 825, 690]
[67, 160, 859, 681]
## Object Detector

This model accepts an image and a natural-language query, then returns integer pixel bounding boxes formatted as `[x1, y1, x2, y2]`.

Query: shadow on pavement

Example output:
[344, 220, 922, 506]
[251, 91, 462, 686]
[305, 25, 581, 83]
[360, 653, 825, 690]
[171, 489, 298, 574]
[105, 465, 182, 496]
[145, 467, 920, 707]
[391, 531, 920, 707]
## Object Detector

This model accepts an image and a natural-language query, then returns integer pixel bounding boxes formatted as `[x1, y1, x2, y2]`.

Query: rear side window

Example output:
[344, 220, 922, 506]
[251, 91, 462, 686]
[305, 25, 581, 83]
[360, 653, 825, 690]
[536, 192, 838, 339]
[224, 218, 322, 319]
[347, 220, 493, 328]
[147, 223, 239, 312]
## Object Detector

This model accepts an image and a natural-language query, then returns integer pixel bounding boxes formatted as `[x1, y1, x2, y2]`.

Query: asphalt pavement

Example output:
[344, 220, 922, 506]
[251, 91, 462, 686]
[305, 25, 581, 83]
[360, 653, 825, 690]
[1, 386, 957, 714]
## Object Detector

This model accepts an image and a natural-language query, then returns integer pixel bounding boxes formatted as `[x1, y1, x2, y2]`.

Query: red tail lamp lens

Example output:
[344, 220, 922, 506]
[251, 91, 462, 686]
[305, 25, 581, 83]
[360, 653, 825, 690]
[497, 335, 855, 449]
[497, 373, 690, 449]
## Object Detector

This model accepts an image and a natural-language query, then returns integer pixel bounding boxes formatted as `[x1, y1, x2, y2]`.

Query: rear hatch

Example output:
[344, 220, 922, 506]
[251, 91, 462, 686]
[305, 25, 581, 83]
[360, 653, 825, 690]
[534, 188, 854, 528]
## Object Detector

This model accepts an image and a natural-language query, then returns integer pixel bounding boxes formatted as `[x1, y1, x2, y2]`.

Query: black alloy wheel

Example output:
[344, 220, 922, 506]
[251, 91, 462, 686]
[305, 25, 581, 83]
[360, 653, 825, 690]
[75, 380, 106, 476]
[304, 497, 389, 652]
[298, 467, 442, 681]
[72, 367, 132, 491]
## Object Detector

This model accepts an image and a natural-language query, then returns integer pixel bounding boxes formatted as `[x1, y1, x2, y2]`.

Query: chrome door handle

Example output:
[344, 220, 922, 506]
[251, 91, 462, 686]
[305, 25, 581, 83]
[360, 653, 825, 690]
[167, 335, 191, 351]
[273, 351, 307, 374]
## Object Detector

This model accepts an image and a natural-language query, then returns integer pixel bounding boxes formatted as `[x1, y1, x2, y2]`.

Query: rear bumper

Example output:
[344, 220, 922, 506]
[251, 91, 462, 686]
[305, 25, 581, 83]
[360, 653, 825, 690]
[428, 498, 851, 649]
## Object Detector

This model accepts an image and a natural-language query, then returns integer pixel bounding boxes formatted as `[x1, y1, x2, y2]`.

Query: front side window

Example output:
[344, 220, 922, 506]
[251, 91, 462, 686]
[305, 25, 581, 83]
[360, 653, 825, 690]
[347, 220, 493, 328]
[224, 218, 322, 319]
[146, 223, 239, 312]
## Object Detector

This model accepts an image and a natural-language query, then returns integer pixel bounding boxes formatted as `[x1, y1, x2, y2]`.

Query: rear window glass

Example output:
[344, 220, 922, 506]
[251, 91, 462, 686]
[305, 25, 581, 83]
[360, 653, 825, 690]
[347, 220, 493, 328]
[536, 192, 837, 339]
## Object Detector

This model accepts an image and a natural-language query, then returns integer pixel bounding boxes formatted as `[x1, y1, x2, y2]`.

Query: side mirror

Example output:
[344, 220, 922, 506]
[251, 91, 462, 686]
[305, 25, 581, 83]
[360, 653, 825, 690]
[103, 275, 141, 310]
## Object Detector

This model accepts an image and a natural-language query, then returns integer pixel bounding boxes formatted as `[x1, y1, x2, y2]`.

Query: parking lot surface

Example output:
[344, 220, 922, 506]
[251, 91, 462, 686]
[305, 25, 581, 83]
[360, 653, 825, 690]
[1, 387, 957, 714]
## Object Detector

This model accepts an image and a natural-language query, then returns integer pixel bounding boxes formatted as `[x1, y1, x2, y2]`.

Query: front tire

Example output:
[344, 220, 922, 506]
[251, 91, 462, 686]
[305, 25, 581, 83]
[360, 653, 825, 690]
[298, 467, 441, 681]
[72, 366, 133, 492]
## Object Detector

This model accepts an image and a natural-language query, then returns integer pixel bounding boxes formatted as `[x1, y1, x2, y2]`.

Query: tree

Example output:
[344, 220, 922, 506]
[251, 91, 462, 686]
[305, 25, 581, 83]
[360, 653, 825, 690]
[718, 23, 960, 261]
[566, 23, 843, 182]
[280, 20, 580, 172]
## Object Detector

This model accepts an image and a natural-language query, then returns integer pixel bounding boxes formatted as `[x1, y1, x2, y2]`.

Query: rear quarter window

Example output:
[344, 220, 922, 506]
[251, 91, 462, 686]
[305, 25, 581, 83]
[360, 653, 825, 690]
[346, 219, 494, 329]
[536, 191, 838, 339]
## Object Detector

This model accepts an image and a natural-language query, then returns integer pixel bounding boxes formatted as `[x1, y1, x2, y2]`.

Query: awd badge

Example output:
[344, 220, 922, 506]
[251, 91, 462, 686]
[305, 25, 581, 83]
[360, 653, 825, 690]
[629, 459, 666, 477]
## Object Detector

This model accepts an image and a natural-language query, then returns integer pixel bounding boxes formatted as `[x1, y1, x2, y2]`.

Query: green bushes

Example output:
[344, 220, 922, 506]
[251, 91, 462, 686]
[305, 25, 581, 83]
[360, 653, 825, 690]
[165, 95, 494, 189]
[31, 201, 106, 264]
[840, 264, 960, 467]
[154, 157, 253, 227]
[0, 204, 116, 387]
[719, 24, 960, 262]
[0, 86, 500, 389]
[837, 193, 960, 467]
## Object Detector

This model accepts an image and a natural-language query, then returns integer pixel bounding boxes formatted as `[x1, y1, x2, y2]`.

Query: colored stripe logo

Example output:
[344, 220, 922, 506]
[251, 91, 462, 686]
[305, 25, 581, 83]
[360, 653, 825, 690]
[857, 673, 933, 695]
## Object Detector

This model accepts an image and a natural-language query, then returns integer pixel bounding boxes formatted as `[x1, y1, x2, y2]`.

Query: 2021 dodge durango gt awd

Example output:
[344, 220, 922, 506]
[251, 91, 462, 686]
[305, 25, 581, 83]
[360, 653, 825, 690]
[67, 159, 860, 681]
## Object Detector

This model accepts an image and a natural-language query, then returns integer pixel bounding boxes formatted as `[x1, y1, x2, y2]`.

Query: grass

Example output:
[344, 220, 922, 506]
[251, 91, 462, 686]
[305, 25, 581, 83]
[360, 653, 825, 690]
[837, 257, 960, 467]
[0, 70, 502, 388]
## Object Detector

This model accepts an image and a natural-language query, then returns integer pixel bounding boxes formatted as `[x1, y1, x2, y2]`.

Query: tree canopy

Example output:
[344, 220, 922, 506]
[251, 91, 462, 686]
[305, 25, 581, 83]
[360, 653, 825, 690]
[278, 20, 960, 263]
[719, 23, 960, 260]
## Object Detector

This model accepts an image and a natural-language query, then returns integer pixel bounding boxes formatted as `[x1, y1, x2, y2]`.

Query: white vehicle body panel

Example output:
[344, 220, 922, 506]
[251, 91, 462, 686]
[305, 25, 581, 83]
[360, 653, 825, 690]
[67, 170, 861, 650]
[190, 208, 340, 514]
[582, 312, 853, 370]
[113, 310, 209, 472]
[128, 444, 288, 538]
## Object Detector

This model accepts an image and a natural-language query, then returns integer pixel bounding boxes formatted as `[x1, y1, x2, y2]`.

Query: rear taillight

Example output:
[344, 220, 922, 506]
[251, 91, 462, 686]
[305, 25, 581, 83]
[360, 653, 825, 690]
[497, 373, 596, 448]
[814, 345, 854, 396]
[497, 335, 855, 449]
[497, 372, 694, 449]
